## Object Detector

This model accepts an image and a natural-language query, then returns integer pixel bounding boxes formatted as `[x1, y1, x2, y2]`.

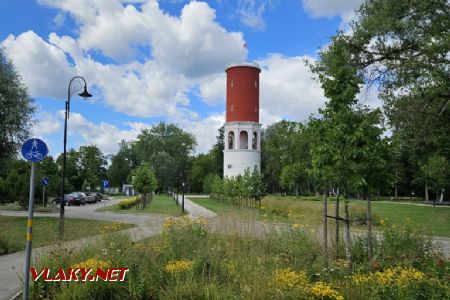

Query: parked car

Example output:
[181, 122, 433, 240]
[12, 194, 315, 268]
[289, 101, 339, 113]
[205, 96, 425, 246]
[85, 192, 97, 204]
[72, 192, 86, 205]
[52, 195, 68, 205]
[95, 192, 102, 201]
[53, 194, 81, 206]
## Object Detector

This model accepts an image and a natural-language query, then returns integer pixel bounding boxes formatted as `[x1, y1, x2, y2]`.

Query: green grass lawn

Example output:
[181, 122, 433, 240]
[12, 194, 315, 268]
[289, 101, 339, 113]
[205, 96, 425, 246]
[190, 195, 450, 237]
[97, 195, 182, 216]
[0, 217, 134, 255]
[0, 202, 58, 212]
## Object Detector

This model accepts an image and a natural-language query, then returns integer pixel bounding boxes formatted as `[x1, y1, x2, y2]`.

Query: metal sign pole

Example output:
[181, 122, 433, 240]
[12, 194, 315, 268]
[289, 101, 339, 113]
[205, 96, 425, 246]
[42, 185, 45, 207]
[23, 162, 36, 300]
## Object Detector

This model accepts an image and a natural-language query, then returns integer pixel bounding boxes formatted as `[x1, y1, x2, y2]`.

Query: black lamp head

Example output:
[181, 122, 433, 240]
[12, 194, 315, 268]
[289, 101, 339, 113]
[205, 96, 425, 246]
[78, 86, 92, 100]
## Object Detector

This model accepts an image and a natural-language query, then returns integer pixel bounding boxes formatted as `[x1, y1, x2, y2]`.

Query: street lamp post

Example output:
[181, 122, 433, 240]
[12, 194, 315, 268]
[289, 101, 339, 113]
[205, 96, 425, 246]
[59, 76, 92, 239]
[182, 182, 185, 214]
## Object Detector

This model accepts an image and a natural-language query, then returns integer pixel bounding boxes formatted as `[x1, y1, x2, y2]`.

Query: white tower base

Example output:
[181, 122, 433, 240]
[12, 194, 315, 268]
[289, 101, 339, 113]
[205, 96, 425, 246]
[223, 121, 261, 178]
[224, 150, 260, 178]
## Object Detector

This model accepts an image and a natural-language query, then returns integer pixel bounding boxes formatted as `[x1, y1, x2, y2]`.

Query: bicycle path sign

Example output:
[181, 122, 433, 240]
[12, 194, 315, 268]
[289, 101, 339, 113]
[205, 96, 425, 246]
[21, 138, 48, 163]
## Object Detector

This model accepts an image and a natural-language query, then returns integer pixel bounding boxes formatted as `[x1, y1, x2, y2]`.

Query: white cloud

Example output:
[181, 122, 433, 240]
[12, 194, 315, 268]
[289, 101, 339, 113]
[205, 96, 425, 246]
[4, 1, 247, 120]
[2, 31, 74, 99]
[176, 113, 225, 154]
[61, 111, 146, 154]
[258, 54, 326, 122]
[197, 72, 226, 106]
[302, 0, 363, 18]
[31, 111, 61, 137]
[237, 0, 272, 31]
[38, 0, 246, 75]
[145, 1, 247, 77]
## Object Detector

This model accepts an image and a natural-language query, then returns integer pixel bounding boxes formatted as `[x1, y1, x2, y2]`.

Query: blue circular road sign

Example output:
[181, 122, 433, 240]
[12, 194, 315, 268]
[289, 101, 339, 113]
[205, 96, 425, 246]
[21, 138, 48, 163]
[42, 177, 49, 186]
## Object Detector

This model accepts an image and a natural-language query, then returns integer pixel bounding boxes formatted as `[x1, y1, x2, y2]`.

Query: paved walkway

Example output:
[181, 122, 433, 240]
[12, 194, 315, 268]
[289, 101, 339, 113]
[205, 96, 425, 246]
[380, 201, 450, 208]
[174, 194, 217, 218]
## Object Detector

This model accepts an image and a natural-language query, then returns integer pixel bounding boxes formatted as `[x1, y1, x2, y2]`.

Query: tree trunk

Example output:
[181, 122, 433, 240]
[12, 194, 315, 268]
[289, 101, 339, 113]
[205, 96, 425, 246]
[440, 189, 444, 204]
[335, 188, 340, 259]
[425, 181, 429, 202]
[323, 191, 328, 269]
[307, 178, 311, 195]
[367, 194, 373, 264]
[344, 198, 352, 275]
[394, 167, 398, 200]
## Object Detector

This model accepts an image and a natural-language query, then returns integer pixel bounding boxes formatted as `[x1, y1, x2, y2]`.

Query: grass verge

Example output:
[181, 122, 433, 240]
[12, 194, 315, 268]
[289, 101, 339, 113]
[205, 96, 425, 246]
[0, 201, 58, 212]
[0, 216, 134, 255]
[190, 195, 450, 237]
[97, 195, 181, 216]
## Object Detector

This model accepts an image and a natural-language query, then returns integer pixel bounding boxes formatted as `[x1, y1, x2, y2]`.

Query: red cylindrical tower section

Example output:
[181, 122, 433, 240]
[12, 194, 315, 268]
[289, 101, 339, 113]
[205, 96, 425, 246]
[226, 63, 261, 123]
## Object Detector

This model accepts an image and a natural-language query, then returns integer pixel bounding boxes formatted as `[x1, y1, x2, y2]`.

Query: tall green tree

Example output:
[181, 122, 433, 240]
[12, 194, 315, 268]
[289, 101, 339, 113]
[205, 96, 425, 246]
[188, 153, 215, 192]
[310, 34, 395, 272]
[134, 122, 196, 192]
[0, 48, 35, 173]
[56, 149, 80, 191]
[78, 145, 107, 190]
[338, 0, 450, 198]
[108, 140, 140, 186]
[133, 164, 158, 208]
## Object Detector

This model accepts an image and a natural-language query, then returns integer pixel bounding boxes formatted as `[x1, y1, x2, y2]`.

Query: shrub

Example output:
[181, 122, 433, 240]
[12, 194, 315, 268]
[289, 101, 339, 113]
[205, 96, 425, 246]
[0, 234, 9, 255]
[118, 196, 140, 209]
[350, 206, 380, 225]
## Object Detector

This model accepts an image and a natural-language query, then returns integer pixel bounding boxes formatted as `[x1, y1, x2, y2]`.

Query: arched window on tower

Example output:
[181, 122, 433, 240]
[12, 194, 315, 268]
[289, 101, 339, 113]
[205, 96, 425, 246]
[239, 131, 248, 149]
[228, 131, 235, 150]
[252, 131, 257, 150]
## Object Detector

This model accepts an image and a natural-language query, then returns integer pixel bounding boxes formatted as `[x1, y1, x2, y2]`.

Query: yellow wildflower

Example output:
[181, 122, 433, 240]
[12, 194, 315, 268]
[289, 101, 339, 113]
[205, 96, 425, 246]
[165, 259, 193, 273]
[309, 281, 344, 300]
[72, 258, 110, 269]
[272, 268, 308, 290]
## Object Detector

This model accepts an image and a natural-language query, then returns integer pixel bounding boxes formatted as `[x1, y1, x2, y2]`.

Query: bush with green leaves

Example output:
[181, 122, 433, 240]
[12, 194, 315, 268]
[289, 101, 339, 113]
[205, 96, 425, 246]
[118, 197, 140, 209]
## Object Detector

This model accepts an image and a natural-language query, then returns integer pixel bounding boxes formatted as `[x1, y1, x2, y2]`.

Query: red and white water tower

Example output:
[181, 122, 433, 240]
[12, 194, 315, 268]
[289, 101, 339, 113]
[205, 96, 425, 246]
[223, 62, 261, 177]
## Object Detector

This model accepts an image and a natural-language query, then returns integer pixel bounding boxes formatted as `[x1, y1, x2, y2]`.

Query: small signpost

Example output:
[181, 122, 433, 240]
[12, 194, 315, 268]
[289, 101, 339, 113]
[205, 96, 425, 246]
[21, 138, 48, 300]
[41, 177, 49, 207]
[102, 179, 110, 188]
[102, 179, 110, 193]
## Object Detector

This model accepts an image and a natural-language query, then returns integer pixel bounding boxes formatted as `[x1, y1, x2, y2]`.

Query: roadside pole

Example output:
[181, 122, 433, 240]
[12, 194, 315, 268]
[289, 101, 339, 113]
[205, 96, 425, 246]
[23, 163, 36, 300]
[42, 185, 45, 207]
[21, 138, 48, 300]
[182, 182, 185, 214]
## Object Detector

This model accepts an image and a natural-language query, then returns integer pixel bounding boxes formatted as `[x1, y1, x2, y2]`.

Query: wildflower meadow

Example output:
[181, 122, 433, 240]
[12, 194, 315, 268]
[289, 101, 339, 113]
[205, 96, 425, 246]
[29, 216, 449, 299]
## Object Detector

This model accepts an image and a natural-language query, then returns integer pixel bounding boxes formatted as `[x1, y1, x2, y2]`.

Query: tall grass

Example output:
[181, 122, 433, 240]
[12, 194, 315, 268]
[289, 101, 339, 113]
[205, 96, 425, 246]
[31, 217, 449, 299]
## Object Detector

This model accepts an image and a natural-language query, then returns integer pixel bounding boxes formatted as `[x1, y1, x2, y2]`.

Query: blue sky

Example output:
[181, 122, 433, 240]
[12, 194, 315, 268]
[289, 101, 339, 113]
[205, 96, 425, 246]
[1, 0, 367, 157]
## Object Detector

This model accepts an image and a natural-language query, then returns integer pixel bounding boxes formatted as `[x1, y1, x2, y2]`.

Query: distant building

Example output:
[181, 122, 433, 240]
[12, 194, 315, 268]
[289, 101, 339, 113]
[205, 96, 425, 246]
[122, 184, 136, 196]
[223, 62, 261, 177]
